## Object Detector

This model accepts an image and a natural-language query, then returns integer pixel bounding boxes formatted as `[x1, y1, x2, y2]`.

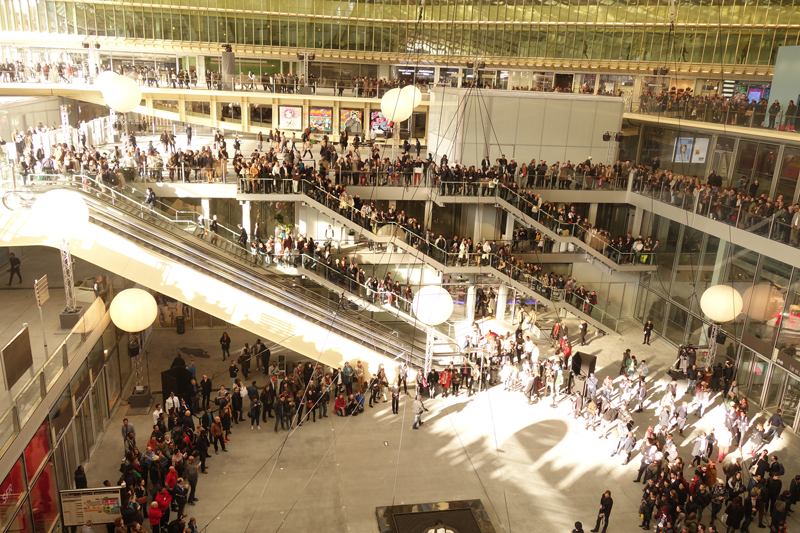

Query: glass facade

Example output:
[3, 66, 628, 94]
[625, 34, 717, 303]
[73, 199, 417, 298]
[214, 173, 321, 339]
[1, 0, 798, 66]
[635, 211, 800, 429]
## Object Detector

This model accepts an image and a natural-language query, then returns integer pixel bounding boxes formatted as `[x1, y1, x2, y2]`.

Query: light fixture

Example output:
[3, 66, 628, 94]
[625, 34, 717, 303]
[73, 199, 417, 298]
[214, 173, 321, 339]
[412, 286, 454, 374]
[103, 75, 142, 113]
[32, 190, 89, 316]
[700, 285, 743, 323]
[110, 289, 159, 333]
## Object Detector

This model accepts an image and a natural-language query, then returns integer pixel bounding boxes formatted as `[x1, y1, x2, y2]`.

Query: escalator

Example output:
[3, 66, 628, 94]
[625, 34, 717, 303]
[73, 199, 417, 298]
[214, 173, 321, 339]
[1, 181, 430, 373]
[241, 180, 620, 333]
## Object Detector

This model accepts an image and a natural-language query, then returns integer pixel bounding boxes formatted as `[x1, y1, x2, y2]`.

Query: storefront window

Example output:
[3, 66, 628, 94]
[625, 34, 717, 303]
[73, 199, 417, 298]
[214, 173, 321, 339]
[0, 459, 27, 530]
[776, 267, 800, 360]
[23, 420, 50, 482]
[782, 374, 800, 429]
[744, 257, 789, 347]
[438, 68, 460, 87]
[105, 349, 121, 411]
[640, 126, 711, 176]
[752, 143, 779, 197]
[531, 72, 553, 91]
[5, 501, 30, 533]
[29, 463, 58, 533]
[573, 73, 596, 94]
[775, 147, 800, 203]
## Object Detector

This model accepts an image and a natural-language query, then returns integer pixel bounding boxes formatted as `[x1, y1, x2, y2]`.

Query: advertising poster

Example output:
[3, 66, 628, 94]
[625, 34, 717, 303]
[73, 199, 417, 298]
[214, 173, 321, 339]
[370, 110, 393, 133]
[60, 488, 123, 526]
[340, 109, 363, 133]
[690, 138, 710, 164]
[278, 106, 303, 130]
[309, 107, 332, 132]
[673, 137, 694, 164]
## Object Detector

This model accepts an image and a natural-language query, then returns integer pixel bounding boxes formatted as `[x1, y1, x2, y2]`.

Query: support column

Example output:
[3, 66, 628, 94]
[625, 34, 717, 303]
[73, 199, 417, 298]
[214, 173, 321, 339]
[424, 198, 434, 232]
[466, 286, 476, 323]
[503, 212, 515, 241]
[242, 200, 251, 237]
[588, 203, 598, 226]
[496, 284, 508, 321]
[630, 205, 644, 237]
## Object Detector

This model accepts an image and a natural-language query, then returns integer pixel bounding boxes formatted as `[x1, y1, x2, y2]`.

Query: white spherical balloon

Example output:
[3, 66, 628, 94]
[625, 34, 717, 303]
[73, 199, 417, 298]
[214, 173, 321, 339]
[401, 85, 423, 107]
[742, 283, 783, 322]
[95, 70, 118, 90]
[381, 88, 413, 123]
[102, 75, 142, 113]
[700, 285, 743, 323]
[110, 288, 158, 332]
[412, 285, 454, 326]
[31, 189, 89, 240]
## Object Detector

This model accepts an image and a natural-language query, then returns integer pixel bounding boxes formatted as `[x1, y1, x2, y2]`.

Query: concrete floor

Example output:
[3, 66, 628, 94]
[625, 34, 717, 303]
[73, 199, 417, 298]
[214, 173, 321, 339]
[7, 136, 799, 532]
[0, 246, 122, 403]
[81, 316, 800, 533]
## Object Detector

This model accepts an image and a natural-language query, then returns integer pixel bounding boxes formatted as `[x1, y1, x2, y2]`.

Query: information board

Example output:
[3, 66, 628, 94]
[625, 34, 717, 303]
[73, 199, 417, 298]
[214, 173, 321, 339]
[59, 488, 122, 526]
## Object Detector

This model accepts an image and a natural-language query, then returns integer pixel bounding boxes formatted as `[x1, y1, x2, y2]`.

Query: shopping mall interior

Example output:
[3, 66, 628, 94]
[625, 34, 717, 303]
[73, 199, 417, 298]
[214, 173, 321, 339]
[2, 3, 800, 533]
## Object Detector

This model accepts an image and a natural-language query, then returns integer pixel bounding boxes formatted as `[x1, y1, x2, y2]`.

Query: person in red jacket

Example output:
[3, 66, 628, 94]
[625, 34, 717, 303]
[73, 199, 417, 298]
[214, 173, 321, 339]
[165, 466, 178, 490]
[148, 501, 162, 533]
[439, 369, 451, 398]
[155, 487, 171, 531]
[334, 393, 346, 416]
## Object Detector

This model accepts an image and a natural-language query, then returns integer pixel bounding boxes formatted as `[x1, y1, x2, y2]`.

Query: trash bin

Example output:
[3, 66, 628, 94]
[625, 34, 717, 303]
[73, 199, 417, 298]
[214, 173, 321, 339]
[176, 316, 185, 335]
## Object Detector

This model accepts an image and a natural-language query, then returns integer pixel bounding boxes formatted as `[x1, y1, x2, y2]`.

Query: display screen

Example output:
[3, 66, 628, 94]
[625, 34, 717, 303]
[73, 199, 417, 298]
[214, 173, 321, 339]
[673, 137, 694, 164]
[691, 138, 710, 164]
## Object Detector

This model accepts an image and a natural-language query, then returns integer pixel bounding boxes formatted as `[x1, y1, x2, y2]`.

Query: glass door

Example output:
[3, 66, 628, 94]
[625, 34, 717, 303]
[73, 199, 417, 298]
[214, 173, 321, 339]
[737, 347, 756, 395]
[748, 356, 771, 406]
[764, 365, 787, 412]
[784, 374, 800, 431]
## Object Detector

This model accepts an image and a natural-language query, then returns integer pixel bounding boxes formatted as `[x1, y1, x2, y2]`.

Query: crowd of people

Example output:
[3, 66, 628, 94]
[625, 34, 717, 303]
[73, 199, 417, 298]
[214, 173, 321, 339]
[634, 169, 800, 248]
[638, 89, 798, 131]
[489, 331, 797, 533]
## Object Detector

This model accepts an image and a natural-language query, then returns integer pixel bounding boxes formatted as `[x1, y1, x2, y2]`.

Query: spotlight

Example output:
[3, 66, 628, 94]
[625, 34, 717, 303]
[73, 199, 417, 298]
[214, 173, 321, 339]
[82, 42, 90, 49]
[660, 67, 669, 75]
[652, 68, 659, 75]
[94, 43, 100, 49]
[308, 54, 316, 60]
[297, 53, 305, 60]
[467, 61, 474, 68]
[602, 133, 611, 142]
[222, 44, 232, 53]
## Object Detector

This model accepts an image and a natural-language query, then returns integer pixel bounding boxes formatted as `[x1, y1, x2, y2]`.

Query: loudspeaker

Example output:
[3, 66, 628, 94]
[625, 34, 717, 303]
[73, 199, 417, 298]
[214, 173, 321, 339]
[615, 133, 624, 142]
[602, 133, 611, 141]
[571, 351, 596, 378]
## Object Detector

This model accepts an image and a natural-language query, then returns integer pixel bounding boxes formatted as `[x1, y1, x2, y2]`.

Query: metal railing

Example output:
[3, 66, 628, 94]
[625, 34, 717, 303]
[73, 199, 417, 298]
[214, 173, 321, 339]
[10, 176, 433, 368]
[632, 180, 796, 246]
[633, 99, 800, 133]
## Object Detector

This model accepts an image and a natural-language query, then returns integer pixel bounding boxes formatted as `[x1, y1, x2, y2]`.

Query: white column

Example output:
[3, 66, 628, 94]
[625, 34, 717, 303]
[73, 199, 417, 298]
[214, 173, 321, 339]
[201, 199, 210, 220]
[503, 212, 515, 241]
[496, 284, 507, 321]
[466, 286, 476, 323]
[242, 201, 251, 236]
[588, 203, 598, 226]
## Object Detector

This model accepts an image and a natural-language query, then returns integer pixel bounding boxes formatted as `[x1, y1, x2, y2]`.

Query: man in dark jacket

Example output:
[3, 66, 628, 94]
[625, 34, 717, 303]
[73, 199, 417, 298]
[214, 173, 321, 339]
[200, 375, 212, 410]
[591, 490, 613, 532]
